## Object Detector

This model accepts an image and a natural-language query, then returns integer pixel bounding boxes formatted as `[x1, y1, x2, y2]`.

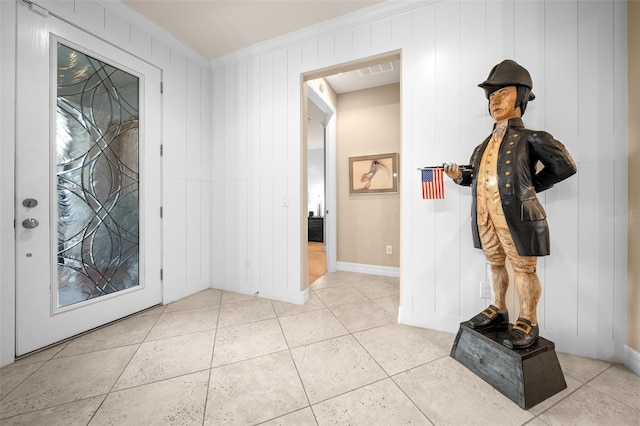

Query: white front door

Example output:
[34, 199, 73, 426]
[15, 2, 163, 356]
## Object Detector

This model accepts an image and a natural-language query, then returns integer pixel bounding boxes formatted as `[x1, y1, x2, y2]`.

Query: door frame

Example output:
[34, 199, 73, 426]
[307, 84, 337, 272]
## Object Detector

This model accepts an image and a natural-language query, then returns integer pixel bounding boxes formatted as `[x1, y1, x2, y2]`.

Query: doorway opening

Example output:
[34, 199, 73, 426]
[302, 52, 401, 288]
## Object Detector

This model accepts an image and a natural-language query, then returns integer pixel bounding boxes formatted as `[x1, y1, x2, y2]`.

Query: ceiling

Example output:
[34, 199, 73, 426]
[122, 0, 385, 60]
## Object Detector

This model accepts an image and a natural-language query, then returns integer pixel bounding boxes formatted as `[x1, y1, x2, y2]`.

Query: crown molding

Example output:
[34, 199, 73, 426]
[210, 0, 437, 69]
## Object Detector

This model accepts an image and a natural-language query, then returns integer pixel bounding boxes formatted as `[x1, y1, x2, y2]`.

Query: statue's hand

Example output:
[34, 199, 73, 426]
[444, 163, 462, 180]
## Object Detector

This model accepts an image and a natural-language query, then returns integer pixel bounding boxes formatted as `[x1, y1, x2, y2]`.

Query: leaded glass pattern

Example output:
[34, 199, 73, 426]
[56, 43, 140, 308]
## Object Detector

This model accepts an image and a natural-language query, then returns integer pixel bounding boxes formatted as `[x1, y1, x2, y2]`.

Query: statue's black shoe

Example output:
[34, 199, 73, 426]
[503, 318, 539, 349]
[464, 305, 509, 330]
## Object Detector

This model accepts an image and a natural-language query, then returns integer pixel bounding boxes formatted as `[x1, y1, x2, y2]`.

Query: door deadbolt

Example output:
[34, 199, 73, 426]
[22, 198, 38, 208]
[22, 218, 39, 229]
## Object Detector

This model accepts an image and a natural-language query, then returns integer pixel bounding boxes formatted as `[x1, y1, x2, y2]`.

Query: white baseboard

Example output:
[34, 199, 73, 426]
[624, 345, 640, 377]
[336, 261, 400, 278]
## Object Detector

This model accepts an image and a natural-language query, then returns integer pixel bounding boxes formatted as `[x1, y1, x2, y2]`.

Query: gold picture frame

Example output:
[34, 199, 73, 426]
[349, 153, 398, 194]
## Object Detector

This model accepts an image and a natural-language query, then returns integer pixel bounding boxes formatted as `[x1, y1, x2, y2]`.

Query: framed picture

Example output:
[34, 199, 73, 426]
[349, 153, 398, 194]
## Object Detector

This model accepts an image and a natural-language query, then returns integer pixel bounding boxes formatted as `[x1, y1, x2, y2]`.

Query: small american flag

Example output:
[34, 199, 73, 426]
[421, 168, 445, 199]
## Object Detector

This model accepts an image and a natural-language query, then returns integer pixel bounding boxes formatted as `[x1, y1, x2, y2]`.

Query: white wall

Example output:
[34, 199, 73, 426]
[0, 0, 212, 366]
[210, 0, 628, 361]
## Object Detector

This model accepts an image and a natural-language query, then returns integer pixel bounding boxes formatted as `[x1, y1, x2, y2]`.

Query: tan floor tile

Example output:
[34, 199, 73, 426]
[0, 346, 136, 418]
[132, 304, 166, 317]
[524, 419, 552, 426]
[313, 285, 367, 307]
[92, 371, 209, 425]
[165, 288, 222, 312]
[0, 395, 105, 426]
[220, 290, 256, 304]
[55, 314, 158, 357]
[145, 305, 219, 341]
[278, 309, 348, 348]
[259, 407, 317, 425]
[348, 277, 399, 299]
[217, 298, 276, 329]
[371, 294, 399, 316]
[12, 343, 68, 366]
[409, 326, 457, 355]
[557, 352, 611, 383]
[313, 378, 431, 425]
[272, 290, 325, 317]
[394, 356, 533, 426]
[538, 385, 640, 426]
[309, 273, 348, 289]
[212, 319, 287, 367]
[587, 363, 640, 411]
[0, 362, 44, 400]
[205, 351, 307, 425]
[113, 330, 215, 391]
[291, 335, 387, 404]
[330, 300, 395, 332]
[354, 324, 446, 375]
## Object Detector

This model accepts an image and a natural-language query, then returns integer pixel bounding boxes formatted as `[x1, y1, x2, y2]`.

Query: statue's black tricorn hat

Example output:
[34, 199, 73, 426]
[478, 59, 536, 101]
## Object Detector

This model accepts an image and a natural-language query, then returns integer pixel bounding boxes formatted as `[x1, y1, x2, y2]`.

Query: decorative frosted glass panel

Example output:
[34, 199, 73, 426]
[56, 43, 140, 308]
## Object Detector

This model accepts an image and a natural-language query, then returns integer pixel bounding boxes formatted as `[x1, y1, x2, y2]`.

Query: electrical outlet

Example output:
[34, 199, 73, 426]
[386, 245, 393, 255]
[480, 280, 492, 299]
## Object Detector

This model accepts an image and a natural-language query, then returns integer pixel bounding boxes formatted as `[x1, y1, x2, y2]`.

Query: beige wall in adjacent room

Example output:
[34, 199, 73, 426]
[337, 83, 400, 268]
[628, 1, 640, 355]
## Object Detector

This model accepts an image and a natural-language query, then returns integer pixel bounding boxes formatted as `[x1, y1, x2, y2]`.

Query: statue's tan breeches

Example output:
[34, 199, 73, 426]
[478, 220, 537, 273]
[478, 219, 540, 323]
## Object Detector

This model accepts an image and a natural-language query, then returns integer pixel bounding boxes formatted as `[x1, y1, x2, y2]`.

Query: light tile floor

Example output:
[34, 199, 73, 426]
[1, 271, 639, 425]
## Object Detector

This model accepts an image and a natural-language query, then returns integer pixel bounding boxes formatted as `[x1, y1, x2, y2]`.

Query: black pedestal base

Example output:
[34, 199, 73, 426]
[450, 323, 567, 409]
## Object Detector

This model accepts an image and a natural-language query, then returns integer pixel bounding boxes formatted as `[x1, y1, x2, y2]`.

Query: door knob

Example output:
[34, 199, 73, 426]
[22, 218, 39, 229]
[22, 198, 38, 208]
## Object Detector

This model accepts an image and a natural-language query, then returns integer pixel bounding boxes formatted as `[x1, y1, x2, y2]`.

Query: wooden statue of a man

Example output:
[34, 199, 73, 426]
[444, 60, 577, 349]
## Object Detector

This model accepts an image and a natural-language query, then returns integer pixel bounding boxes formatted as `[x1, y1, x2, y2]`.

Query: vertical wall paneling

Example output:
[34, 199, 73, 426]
[335, 29, 354, 59]
[352, 23, 373, 53]
[151, 38, 171, 66]
[408, 6, 436, 325]
[235, 180, 249, 291]
[458, 0, 489, 318]
[514, 0, 545, 130]
[578, 1, 615, 163]
[104, 8, 129, 45]
[130, 26, 152, 55]
[433, 1, 461, 316]
[273, 50, 289, 170]
[485, 0, 515, 64]
[186, 61, 202, 171]
[259, 179, 275, 290]
[302, 40, 318, 68]
[371, 18, 392, 50]
[236, 61, 249, 178]
[224, 65, 237, 178]
[200, 181, 211, 288]
[186, 180, 202, 292]
[211, 181, 225, 288]
[163, 178, 188, 302]
[318, 34, 335, 62]
[612, 0, 629, 360]
[73, 0, 104, 28]
[540, 0, 580, 340]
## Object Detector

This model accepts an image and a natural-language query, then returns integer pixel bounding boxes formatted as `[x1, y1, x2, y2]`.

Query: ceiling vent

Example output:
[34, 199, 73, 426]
[358, 62, 395, 77]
